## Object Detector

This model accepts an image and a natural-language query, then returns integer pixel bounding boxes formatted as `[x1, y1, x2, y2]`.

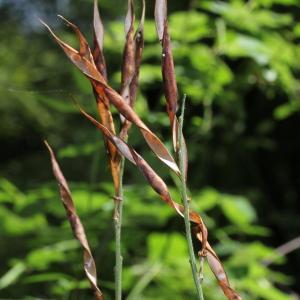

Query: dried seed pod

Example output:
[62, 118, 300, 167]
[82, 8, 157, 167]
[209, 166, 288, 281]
[93, 0, 107, 79]
[120, 0, 145, 140]
[92, 1, 121, 195]
[155, 1, 188, 179]
[42, 17, 179, 176]
[80, 107, 242, 300]
[45, 141, 104, 300]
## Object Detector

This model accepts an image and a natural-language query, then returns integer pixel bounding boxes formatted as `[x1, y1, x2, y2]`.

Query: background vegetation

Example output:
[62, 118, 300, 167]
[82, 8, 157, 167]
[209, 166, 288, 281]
[0, 0, 299, 299]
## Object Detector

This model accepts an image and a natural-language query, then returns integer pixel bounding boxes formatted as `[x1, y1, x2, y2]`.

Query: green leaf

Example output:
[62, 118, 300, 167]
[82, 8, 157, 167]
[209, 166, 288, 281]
[193, 188, 219, 211]
[273, 101, 300, 120]
[221, 195, 257, 226]
[26, 240, 78, 270]
[0, 262, 26, 289]
[147, 233, 187, 265]
[169, 11, 211, 42]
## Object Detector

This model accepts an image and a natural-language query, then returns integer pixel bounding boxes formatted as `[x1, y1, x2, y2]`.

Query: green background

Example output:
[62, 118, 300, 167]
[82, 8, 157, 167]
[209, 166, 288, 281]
[0, 0, 299, 299]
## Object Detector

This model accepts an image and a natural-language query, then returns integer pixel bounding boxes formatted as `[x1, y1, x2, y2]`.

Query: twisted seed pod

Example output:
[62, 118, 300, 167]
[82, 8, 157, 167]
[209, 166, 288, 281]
[45, 141, 104, 300]
[79, 108, 242, 300]
[41, 17, 180, 176]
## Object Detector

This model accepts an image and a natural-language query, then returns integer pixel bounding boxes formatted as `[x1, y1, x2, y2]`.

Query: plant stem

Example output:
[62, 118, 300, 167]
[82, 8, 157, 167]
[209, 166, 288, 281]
[178, 96, 205, 300]
[114, 157, 125, 300]
[126, 262, 161, 300]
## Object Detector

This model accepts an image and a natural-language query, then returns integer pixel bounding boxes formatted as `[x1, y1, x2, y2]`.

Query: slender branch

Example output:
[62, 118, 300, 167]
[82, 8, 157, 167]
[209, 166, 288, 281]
[178, 96, 205, 300]
[126, 262, 161, 300]
[114, 157, 125, 300]
[263, 236, 300, 266]
[275, 236, 300, 256]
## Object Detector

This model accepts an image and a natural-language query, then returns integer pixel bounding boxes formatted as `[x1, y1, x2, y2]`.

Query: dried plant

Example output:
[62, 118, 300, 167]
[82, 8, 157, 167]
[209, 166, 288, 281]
[43, 1, 242, 299]
[44, 141, 103, 300]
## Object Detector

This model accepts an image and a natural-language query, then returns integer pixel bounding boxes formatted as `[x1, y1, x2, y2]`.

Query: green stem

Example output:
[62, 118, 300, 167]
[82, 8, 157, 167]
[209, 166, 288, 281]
[114, 157, 125, 300]
[126, 262, 161, 300]
[178, 96, 205, 300]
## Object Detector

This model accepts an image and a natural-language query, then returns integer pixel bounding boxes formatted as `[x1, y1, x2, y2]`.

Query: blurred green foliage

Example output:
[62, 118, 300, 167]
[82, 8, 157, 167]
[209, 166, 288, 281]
[0, 181, 292, 299]
[0, 0, 300, 299]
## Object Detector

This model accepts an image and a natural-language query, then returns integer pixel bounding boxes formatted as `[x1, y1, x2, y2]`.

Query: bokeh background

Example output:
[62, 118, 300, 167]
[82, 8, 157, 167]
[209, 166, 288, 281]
[0, 0, 300, 299]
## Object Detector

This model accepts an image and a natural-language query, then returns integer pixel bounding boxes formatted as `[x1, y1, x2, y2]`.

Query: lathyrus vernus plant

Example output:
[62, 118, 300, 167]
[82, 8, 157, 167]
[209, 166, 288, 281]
[43, 1, 242, 299]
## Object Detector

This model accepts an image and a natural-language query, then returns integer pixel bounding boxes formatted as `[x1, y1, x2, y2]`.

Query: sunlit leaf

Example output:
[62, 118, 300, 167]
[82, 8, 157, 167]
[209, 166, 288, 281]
[221, 196, 257, 226]
[0, 262, 26, 290]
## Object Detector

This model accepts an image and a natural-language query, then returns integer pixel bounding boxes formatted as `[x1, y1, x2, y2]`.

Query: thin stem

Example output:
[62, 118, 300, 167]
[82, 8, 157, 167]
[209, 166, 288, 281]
[178, 96, 205, 300]
[126, 262, 161, 300]
[263, 236, 300, 266]
[114, 157, 125, 300]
